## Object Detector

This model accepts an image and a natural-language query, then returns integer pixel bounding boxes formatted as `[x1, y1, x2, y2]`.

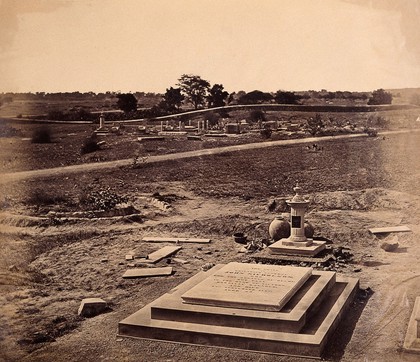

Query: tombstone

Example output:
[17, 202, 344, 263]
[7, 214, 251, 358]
[269, 184, 326, 256]
[99, 113, 105, 129]
[119, 262, 359, 358]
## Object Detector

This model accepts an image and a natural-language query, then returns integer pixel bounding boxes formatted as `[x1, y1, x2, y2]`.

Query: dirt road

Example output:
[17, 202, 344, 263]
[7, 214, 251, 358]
[1, 130, 415, 184]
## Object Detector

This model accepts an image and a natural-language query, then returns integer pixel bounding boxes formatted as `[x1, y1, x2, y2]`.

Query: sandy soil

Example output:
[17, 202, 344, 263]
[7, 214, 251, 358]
[1, 129, 420, 362]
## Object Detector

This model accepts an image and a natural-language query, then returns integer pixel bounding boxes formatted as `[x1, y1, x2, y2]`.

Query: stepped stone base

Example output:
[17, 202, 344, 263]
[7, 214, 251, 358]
[269, 239, 327, 257]
[403, 296, 420, 354]
[118, 263, 358, 358]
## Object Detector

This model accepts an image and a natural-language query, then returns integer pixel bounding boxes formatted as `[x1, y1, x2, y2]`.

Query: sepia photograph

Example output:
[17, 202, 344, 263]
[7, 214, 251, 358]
[1, 1, 420, 361]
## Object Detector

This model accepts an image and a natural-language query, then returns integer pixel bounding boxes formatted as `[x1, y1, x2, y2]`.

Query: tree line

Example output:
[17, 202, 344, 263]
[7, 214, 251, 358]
[1, 75, 395, 121]
[115, 74, 394, 117]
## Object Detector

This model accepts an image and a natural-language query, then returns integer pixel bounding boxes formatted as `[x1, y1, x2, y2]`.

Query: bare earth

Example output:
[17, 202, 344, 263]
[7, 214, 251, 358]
[1, 127, 420, 362]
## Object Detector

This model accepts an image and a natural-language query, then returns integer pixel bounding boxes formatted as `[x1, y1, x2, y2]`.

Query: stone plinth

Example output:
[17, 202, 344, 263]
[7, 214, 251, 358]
[181, 262, 311, 311]
[119, 262, 359, 358]
[269, 239, 327, 257]
[403, 296, 420, 353]
[78, 298, 107, 317]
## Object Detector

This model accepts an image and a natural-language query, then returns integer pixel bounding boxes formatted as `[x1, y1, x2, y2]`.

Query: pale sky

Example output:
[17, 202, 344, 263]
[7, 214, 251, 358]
[1, 0, 420, 93]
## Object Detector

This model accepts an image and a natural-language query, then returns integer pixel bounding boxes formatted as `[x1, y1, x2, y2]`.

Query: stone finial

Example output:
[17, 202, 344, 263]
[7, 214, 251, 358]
[291, 183, 306, 202]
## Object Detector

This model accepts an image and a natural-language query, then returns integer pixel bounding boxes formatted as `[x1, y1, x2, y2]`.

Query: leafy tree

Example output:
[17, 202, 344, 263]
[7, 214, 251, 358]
[238, 90, 272, 105]
[306, 113, 324, 136]
[250, 109, 265, 123]
[367, 89, 393, 105]
[162, 87, 184, 111]
[177, 74, 210, 109]
[116, 93, 137, 113]
[207, 84, 229, 108]
[205, 112, 220, 127]
[274, 90, 301, 104]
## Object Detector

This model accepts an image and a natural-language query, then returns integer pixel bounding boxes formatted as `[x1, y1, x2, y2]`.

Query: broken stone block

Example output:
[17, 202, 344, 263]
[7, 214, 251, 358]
[78, 298, 107, 318]
[380, 239, 399, 252]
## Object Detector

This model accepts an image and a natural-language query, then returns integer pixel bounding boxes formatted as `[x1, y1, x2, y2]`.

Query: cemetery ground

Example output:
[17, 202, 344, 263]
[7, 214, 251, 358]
[0, 114, 420, 361]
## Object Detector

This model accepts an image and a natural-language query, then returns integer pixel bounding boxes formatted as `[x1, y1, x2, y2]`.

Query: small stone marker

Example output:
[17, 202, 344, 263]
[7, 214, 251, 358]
[142, 237, 211, 244]
[181, 262, 312, 311]
[142, 246, 182, 264]
[78, 298, 107, 317]
[368, 225, 411, 234]
[122, 266, 173, 279]
[125, 255, 134, 261]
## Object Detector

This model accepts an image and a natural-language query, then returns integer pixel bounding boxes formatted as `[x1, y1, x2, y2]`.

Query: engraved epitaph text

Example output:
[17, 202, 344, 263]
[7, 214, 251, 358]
[181, 262, 312, 311]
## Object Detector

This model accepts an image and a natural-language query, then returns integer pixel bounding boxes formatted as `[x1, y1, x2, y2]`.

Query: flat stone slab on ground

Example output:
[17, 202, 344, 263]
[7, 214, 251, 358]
[78, 298, 107, 317]
[122, 267, 173, 279]
[368, 225, 411, 234]
[141, 246, 182, 264]
[142, 237, 211, 243]
[181, 262, 312, 311]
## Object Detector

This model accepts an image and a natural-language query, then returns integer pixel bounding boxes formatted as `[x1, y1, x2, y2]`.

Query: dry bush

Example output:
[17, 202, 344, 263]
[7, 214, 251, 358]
[31, 126, 52, 143]
[80, 134, 100, 154]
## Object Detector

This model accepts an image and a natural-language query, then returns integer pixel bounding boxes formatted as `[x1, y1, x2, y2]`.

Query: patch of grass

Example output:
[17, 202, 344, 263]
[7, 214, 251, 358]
[0, 123, 23, 137]
[25, 189, 70, 206]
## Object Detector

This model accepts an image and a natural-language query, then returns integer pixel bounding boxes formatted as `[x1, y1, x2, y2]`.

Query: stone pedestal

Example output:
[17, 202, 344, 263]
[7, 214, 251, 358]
[269, 184, 326, 257]
[119, 262, 359, 358]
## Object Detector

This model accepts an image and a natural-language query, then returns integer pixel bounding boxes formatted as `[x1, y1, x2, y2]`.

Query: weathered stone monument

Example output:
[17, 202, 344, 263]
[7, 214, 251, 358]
[118, 262, 359, 358]
[269, 184, 326, 256]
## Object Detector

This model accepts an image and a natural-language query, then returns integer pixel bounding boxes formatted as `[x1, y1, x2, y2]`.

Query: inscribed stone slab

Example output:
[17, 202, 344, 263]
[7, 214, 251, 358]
[181, 262, 311, 311]
[122, 267, 173, 278]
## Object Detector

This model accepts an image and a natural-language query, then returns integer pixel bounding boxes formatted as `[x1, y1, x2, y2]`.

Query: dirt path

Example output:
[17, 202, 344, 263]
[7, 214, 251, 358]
[1, 129, 416, 184]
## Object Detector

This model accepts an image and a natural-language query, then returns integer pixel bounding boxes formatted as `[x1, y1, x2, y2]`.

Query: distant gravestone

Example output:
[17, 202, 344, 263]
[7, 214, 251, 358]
[78, 298, 107, 317]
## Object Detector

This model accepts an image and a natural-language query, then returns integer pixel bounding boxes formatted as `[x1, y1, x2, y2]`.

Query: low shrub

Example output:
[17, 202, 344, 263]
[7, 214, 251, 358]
[25, 189, 70, 206]
[260, 128, 272, 139]
[80, 135, 100, 155]
[79, 187, 128, 211]
[31, 126, 52, 143]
